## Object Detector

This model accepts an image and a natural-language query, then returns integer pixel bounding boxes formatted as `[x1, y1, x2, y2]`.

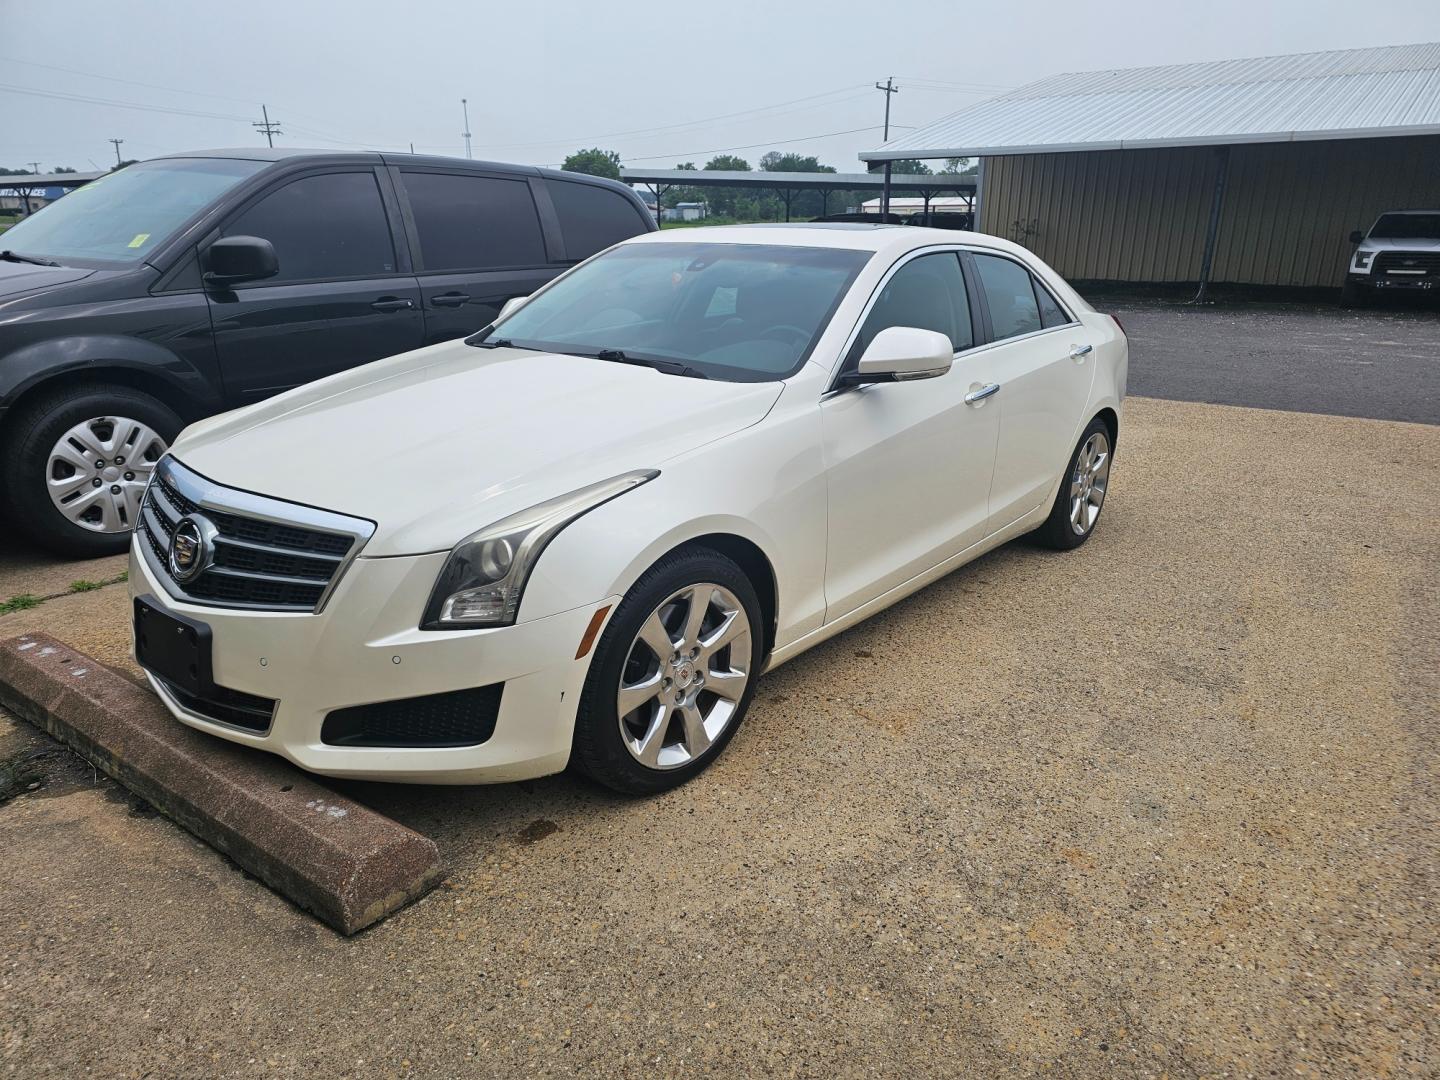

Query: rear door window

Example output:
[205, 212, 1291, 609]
[973, 253, 1042, 340]
[223, 171, 396, 283]
[547, 180, 651, 259]
[400, 171, 547, 271]
[1034, 278, 1070, 328]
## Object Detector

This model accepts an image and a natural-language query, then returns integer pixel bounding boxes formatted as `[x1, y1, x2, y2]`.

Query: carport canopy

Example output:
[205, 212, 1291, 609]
[620, 168, 975, 221]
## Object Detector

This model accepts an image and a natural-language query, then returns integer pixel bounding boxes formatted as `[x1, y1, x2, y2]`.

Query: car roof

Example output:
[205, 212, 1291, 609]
[625, 222, 1031, 259]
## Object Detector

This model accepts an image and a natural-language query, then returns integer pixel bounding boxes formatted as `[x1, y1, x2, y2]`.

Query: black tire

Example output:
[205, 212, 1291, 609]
[571, 546, 763, 795]
[1340, 282, 1370, 308]
[1031, 416, 1113, 551]
[0, 383, 182, 558]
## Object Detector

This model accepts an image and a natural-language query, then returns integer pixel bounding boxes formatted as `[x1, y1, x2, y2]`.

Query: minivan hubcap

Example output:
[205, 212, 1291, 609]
[1069, 431, 1111, 536]
[616, 583, 752, 770]
[46, 416, 167, 534]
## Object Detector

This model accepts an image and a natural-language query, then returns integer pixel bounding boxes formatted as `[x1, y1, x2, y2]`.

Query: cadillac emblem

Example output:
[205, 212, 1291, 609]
[168, 514, 217, 583]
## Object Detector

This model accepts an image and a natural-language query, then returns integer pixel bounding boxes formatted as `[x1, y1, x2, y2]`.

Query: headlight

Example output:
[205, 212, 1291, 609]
[1353, 249, 1376, 270]
[421, 470, 659, 629]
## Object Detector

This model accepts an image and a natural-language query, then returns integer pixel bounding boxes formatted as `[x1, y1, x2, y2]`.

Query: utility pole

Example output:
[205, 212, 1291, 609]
[875, 77, 899, 217]
[461, 98, 472, 159]
[26, 161, 41, 175]
[252, 104, 282, 148]
[108, 138, 124, 166]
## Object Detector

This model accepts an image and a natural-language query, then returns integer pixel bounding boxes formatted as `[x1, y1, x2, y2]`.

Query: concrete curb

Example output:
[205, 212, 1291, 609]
[0, 632, 445, 935]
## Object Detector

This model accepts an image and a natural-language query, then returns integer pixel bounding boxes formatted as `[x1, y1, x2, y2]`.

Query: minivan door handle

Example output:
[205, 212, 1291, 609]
[429, 292, 472, 308]
[370, 297, 415, 312]
[1069, 343, 1093, 361]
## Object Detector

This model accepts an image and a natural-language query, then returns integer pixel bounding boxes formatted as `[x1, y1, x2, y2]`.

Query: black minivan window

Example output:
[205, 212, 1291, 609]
[224, 171, 395, 283]
[548, 180, 650, 259]
[401, 172, 547, 271]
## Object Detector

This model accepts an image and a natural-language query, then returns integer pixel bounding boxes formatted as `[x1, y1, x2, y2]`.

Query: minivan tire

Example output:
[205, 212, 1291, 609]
[0, 383, 181, 558]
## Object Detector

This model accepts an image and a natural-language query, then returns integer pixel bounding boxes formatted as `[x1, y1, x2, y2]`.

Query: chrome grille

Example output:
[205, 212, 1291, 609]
[136, 456, 375, 613]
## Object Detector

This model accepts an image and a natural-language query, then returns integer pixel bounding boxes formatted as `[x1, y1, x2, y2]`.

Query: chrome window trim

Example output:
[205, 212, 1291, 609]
[137, 455, 376, 615]
[966, 247, 1079, 334]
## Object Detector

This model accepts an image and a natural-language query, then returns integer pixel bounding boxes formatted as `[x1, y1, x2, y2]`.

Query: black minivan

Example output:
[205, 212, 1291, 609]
[0, 149, 656, 555]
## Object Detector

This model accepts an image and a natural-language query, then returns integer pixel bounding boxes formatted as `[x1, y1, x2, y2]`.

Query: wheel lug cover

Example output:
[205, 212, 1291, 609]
[92, 478, 101, 487]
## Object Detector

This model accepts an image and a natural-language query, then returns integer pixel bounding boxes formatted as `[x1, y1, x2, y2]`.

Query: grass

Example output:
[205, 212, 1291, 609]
[0, 569, 130, 617]
[0, 594, 41, 615]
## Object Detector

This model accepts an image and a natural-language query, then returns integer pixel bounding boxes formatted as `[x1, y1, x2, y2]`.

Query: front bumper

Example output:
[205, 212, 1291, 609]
[130, 537, 616, 784]
[1347, 272, 1436, 291]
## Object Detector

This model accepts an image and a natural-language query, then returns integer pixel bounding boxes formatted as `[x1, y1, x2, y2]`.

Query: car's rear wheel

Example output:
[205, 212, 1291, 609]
[571, 547, 762, 794]
[1032, 417, 1113, 550]
[0, 384, 178, 557]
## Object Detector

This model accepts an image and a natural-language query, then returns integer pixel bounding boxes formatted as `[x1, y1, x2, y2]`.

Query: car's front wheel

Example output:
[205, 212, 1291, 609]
[571, 547, 762, 794]
[0, 383, 179, 557]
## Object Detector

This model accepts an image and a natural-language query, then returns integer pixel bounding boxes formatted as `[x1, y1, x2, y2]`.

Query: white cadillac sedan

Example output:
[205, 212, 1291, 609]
[129, 225, 1126, 793]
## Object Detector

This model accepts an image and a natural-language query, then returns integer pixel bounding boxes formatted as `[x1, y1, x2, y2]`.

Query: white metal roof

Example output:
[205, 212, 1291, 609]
[862, 42, 1440, 161]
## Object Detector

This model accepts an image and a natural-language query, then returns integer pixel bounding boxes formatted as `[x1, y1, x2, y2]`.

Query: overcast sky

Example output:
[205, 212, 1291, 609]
[5, 0, 1439, 174]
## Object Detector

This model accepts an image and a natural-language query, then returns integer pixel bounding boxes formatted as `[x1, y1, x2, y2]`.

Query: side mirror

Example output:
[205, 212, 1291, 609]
[839, 326, 954, 387]
[204, 235, 278, 286]
[1348, 230, 1366, 245]
[498, 295, 529, 320]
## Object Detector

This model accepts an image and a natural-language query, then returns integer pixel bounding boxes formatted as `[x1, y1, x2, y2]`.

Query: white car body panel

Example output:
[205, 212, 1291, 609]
[131, 224, 1127, 783]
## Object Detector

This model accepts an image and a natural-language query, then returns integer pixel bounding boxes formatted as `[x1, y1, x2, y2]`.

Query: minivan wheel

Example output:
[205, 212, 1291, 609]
[1031, 417, 1113, 551]
[571, 547, 762, 795]
[1, 384, 179, 557]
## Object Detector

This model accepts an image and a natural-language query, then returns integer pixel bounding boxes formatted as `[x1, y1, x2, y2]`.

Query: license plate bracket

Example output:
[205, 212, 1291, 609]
[134, 596, 214, 698]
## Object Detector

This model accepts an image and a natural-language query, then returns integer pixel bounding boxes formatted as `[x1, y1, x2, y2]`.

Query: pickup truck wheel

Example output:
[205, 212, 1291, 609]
[1340, 282, 1370, 308]
[571, 547, 762, 795]
[1, 384, 179, 557]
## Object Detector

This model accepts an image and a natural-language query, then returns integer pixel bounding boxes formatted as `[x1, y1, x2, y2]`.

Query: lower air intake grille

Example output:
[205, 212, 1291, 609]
[157, 677, 276, 734]
[321, 685, 504, 748]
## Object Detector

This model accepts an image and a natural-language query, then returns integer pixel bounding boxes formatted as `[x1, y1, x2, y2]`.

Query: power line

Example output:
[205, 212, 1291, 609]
[588, 124, 893, 166]
[0, 55, 262, 106]
[252, 104, 282, 148]
[0, 82, 251, 123]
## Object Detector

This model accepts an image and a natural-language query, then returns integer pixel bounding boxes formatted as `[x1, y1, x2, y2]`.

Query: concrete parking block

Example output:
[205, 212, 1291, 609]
[0, 631, 444, 934]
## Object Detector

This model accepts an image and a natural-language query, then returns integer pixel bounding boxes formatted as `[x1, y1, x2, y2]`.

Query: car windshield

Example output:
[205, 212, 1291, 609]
[0, 158, 267, 267]
[1368, 213, 1440, 240]
[480, 241, 870, 382]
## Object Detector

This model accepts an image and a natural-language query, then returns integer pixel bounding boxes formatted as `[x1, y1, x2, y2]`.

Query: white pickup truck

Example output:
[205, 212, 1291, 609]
[1343, 210, 1440, 305]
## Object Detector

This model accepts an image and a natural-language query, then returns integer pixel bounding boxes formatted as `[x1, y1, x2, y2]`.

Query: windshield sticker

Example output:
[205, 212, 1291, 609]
[127, 233, 151, 248]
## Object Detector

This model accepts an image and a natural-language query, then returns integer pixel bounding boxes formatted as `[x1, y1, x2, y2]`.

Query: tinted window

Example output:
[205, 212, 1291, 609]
[1369, 213, 1440, 240]
[848, 252, 972, 367]
[1035, 278, 1070, 328]
[974, 253, 1042, 340]
[548, 180, 649, 259]
[224, 171, 395, 283]
[401, 172, 546, 271]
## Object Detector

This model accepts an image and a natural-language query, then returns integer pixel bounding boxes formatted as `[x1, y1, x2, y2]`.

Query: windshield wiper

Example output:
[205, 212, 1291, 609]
[0, 249, 60, 267]
[593, 349, 709, 379]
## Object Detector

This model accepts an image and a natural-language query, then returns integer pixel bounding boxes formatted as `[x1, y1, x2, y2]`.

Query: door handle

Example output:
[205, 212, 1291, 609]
[1069, 343, 1093, 361]
[430, 293, 472, 308]
[964, 383, 1001, 405]
[370, 297, 415, 312]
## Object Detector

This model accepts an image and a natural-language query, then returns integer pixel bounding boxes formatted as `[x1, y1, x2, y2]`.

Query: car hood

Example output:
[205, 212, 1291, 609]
[0, 260, 95, 301]
[172, 340, 783, 556]
[1364, 237, 1440, 252]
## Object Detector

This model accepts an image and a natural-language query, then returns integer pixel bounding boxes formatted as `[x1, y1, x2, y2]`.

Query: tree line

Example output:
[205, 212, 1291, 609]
[561, 148, 974, 221]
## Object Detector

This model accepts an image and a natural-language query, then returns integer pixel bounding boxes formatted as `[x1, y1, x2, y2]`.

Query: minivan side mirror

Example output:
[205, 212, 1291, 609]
[838, 326, 954, 387]
[498, 295, 529, 320]
[204, 235, 279, 286]
[1348, 230, 1366, 244]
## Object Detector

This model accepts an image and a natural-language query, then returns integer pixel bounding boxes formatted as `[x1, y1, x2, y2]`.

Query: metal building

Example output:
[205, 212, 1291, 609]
[861, 44, 1440, 292]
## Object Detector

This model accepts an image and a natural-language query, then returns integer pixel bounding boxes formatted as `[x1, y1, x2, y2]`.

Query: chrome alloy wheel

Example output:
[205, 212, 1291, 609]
[616, 582, 753, 770]
[46, 416, 167, 534]
[1069, 430, 1112, 536]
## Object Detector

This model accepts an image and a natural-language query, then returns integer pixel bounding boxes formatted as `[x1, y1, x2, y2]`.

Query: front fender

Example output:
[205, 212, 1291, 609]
[0, 332, 221, 413]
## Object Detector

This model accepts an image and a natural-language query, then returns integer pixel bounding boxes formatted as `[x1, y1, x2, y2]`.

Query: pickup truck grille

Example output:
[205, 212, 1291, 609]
[136, 456, 374, 613]
[1374, 251, 1440, 277]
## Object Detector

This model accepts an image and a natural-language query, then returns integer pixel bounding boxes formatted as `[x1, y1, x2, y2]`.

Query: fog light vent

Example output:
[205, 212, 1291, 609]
[320, 685, 503, 748]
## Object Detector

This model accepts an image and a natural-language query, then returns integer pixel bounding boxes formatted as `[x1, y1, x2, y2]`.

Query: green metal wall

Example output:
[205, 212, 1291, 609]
[977, 136, 1440, 288]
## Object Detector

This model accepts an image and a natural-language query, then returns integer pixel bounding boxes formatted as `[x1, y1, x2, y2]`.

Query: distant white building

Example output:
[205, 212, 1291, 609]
[661, 201, 707, 223]
[858, 196, 972, 217]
